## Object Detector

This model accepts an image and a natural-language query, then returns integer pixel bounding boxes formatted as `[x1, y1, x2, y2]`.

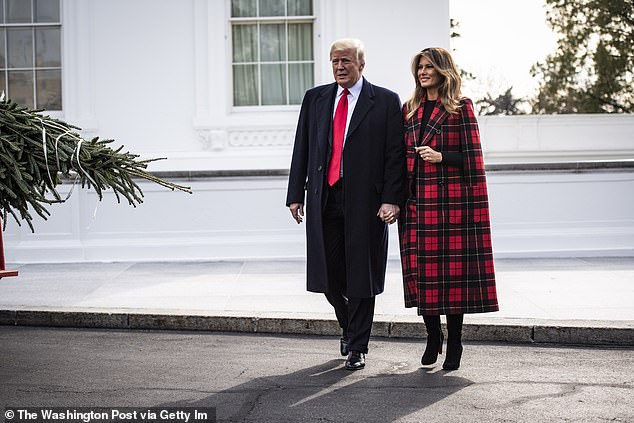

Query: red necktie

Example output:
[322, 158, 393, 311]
[327, 88, 349, 186]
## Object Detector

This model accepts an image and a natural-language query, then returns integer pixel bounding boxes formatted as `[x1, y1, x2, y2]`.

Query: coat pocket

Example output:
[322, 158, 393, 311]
[447, 183, 485, 224]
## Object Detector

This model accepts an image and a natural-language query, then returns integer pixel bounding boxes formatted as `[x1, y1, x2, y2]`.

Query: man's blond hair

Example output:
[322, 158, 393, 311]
[330, 38, 365, 63]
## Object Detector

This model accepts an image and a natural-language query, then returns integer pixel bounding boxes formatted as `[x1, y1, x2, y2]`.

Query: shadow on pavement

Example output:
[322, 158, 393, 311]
[161, 359, 472, 422]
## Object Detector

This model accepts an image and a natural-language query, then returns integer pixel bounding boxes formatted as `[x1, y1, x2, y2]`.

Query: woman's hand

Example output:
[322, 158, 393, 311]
[415, 146, 442, 163]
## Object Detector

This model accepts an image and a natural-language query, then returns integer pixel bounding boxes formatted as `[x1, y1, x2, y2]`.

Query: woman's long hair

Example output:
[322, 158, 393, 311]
[406, 47, 462, 119]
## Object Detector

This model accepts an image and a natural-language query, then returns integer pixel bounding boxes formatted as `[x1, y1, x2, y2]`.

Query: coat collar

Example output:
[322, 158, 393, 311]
[347, 77, 374, 139]
[315, 84, 337, 154]
[405, 93, 450, 146]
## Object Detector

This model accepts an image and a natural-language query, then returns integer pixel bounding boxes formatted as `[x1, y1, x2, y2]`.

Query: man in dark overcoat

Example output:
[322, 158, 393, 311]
[286, 38, 405, 370]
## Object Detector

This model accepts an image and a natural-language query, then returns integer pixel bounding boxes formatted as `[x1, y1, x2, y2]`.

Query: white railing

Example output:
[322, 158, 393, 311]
[479, 114, 634, 163]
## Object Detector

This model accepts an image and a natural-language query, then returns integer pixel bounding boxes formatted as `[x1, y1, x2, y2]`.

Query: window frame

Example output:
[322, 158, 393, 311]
[0, 0, 63, 112]
[229, 1, 315, 110]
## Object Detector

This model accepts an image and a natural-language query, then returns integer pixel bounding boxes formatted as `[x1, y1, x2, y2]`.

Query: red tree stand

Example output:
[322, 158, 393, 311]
[0, 220, 18, 278]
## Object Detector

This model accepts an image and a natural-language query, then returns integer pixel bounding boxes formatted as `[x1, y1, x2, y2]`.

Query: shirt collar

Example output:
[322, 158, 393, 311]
[337, 77, 364, 98]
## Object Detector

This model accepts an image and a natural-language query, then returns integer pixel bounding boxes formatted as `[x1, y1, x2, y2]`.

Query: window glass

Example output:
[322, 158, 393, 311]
[8, 70, 34, 107]
[261, 63, 286, 105]
[260, 24, 285, 62]
[36, 69, 61, 109]
[231, 0, 256, 18]
[259, 0, 285, 17]
[288, 23, 312, 61]
[36, 27, 61, 67]
[232, 24, 257, 62]
[233, 64, 258, 106]
[287, 0, 312, 15]
[7, 29, 34, 68]
[34, 0, 60, 22]
[6, 0, 31, 23]
[0, 30, 5, 67]
[289, 63, 312, 104]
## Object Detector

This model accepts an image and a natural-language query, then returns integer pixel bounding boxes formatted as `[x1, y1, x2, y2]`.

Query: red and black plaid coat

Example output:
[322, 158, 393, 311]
[397, 96, 499, 315]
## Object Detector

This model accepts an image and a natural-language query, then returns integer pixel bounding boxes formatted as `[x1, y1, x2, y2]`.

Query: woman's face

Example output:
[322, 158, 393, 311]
[417, 56, 442, 91]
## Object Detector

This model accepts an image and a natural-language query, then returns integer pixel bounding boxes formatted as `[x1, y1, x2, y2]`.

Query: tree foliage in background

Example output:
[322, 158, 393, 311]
[0, 98, 191, 232]
[531, 0, 633, 113]
[477, 88, 527, 116]
[450, 18, 476, 82]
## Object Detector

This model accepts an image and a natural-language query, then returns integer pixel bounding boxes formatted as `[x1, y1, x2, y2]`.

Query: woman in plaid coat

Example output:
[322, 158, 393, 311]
[398, 48, 499, 370]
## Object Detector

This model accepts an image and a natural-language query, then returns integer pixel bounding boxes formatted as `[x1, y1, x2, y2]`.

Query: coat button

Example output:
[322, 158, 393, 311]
[317, 165, 323, 171]
[314, 189, 318, 194]
[438, 180, 445, 186]
[435, 128, 441, 134]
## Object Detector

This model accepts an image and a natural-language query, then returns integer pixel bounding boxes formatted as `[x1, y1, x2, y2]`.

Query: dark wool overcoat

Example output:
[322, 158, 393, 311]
[286, 78, 405, 298]
[397, 96, 499, 315]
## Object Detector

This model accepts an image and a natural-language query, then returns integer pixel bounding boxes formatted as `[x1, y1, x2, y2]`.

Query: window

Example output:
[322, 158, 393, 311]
[0, 0, 61, 110]
[231, 0, 314, 107]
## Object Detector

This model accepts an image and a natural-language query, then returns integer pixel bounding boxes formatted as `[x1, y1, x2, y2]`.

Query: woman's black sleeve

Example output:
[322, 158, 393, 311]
[442, 152, 463, 168]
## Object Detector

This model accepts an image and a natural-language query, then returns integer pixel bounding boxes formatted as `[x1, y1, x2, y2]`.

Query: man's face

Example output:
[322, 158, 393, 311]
[331, 48, 364, 88]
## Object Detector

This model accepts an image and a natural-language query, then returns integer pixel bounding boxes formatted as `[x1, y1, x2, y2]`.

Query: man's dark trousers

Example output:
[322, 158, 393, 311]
[322, 179, 375, 354]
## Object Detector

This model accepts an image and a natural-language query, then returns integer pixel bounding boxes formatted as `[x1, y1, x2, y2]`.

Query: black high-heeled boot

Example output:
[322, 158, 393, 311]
[421, 315, 443, 365]
[443, 314, 464, 370]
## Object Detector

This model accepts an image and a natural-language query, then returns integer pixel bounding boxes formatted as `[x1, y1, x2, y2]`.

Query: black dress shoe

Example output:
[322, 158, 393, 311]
[345, 351, 365, 370]
[340, 337, 349, 356]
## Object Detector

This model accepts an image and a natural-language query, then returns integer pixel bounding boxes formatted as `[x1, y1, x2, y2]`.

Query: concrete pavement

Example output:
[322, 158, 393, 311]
[0, 326, 632, 422]
[0, 257, 633, 345]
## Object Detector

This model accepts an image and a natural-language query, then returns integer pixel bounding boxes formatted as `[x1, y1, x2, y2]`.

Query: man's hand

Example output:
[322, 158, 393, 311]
[289, 203, 304, 224]
[377, 203, 400, 225]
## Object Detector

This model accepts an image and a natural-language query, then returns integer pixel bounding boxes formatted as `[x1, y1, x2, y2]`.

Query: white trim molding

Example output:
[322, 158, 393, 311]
[60, 0, 98, 133]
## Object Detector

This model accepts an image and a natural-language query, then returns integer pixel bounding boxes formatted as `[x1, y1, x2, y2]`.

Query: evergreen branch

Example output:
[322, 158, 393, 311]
[0, 98, 192, 231]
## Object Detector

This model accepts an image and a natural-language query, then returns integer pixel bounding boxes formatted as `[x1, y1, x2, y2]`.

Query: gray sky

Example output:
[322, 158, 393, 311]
[450, 0, 558, 102]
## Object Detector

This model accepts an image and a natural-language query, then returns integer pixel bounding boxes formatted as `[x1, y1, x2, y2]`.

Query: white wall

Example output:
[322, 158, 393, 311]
[4, 164, 634, 263]
[487, 169, 634, 257]
[63, 0, 199, 152]
[59, 0, 449, 173]
[91, 0, 200, 154]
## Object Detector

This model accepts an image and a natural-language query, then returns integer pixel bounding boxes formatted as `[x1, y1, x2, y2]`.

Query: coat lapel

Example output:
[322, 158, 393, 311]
[345, 78, 374, 143]
[405, 104, 423, 147]
[419, 99, 449, 146]
[404, 102, 423, 174]
[316, 83, 337, 156]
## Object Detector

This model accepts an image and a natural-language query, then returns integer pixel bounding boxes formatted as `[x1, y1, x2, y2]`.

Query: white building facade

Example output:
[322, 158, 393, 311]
[3, 0, 634, 263]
